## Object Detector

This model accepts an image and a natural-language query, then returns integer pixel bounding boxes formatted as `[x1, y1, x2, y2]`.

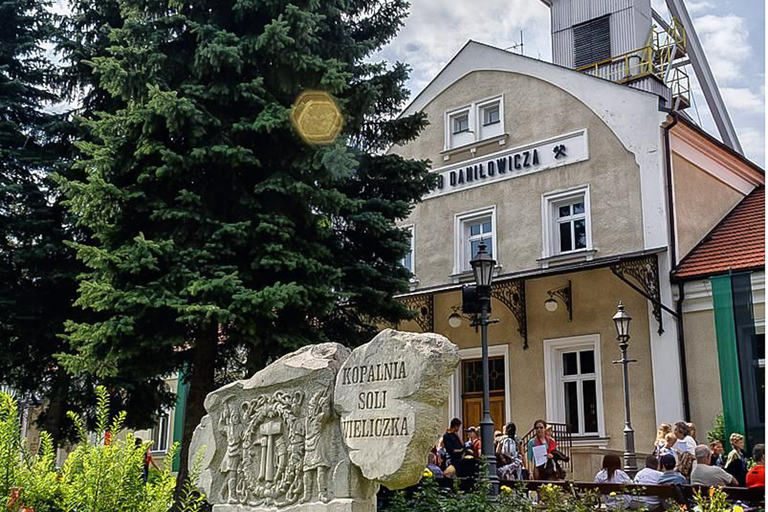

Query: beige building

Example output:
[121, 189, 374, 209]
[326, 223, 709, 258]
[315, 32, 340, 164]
[387, 28, 763, 478]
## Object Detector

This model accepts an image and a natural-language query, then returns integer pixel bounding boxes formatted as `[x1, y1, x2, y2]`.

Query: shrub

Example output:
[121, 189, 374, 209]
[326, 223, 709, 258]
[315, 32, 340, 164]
[0, 387, 205, 512]
[669, 487, 740, 512]
[707, 413, 726, 444]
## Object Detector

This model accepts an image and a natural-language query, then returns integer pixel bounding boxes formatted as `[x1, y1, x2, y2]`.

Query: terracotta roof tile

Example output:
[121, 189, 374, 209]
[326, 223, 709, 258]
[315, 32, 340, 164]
[674, 187, 765, 279]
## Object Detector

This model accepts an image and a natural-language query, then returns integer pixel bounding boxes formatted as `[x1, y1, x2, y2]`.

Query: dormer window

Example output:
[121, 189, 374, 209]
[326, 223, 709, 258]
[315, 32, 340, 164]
[453, 113, 470, 134]
[482, 104, 500, 126]
[445, 96, 504, 150]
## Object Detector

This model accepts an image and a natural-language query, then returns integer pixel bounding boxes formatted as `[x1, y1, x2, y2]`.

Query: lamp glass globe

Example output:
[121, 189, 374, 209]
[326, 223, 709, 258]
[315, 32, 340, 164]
[544, 298, 559, 312]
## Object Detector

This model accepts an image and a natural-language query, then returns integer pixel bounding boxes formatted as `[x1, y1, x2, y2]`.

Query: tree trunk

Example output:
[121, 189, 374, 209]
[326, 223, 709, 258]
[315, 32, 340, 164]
[174, 323, 218, 505]
[41, 371, 70, 448]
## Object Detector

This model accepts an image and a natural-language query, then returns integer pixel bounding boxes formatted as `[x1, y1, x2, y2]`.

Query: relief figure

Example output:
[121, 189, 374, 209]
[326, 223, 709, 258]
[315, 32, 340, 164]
[302, 389, 333, 503]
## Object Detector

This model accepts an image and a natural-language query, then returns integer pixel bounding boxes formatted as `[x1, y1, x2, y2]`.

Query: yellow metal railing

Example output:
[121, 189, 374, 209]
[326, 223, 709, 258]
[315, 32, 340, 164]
[577, 16, 690, 108]
[668, 67, 691, 107]
[576, 46, 656, 83]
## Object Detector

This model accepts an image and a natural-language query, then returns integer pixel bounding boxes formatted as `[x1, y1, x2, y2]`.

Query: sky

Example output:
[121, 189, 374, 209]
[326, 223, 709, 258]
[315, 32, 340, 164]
[376, 0, 766, 167]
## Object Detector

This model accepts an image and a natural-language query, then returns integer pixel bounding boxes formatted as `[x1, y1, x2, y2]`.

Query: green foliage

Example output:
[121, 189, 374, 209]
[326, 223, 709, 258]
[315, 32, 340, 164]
[56, 0, 434, 486]
[0, 0, 94, 445]
[0, 393, 21, 498]
[383, 477, 649, 512]
[669, 487, 736, 512]
[707, 413, 726, 444]
[0, 387, 206, 512]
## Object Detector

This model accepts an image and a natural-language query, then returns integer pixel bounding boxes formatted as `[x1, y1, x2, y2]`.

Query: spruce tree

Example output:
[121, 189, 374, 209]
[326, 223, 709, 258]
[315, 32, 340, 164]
[58, 0, 433, 489]
[0, 0, 84, 443]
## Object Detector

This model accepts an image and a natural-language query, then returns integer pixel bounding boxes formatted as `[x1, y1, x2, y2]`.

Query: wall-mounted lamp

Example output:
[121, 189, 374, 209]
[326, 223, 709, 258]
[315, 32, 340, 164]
[448, 284, 492, 329]
[544, 280, 572, 321]
[448, 311, 463, 328]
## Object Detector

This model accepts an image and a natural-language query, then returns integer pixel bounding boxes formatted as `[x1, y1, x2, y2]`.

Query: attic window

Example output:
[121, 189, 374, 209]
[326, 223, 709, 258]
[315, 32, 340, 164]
[573, 16, 611, 68]
[453, 114, 470, 134]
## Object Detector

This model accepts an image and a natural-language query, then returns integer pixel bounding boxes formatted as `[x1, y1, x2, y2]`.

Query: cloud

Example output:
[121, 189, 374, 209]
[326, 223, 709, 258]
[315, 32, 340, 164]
[687, 1, 715, 14]
[721, 87, 765, 114]
[737, 127, 765, 164]
[376, 0, 551, 96]
[694, 14, 751, 85]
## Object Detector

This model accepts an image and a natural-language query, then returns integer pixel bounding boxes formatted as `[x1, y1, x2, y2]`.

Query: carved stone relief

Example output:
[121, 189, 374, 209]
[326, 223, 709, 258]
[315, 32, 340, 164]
[190, 333, 458, 512]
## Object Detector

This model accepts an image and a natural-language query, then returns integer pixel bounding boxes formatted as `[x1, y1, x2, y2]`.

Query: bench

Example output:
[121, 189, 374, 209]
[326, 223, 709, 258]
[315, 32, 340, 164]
[507, 479, 764, 504]
[377, 477, 765, 510]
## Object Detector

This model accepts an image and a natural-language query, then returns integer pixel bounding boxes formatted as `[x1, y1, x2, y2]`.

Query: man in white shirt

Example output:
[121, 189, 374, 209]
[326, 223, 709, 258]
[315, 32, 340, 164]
[690, 445, 737, 487]
[633, 455, 663, 509]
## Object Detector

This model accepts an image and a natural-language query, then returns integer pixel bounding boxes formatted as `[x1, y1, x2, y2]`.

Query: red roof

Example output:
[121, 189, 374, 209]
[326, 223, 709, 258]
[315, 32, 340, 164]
[674, 187, 765, 279]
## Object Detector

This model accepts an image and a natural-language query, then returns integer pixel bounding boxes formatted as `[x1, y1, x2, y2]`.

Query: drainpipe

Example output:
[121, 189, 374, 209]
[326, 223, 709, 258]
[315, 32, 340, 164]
[663, 112, 691, 421]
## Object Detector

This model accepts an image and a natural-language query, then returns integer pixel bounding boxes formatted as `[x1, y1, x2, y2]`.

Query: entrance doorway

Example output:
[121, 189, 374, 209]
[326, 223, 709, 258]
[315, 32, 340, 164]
[461, 357, 506, 432]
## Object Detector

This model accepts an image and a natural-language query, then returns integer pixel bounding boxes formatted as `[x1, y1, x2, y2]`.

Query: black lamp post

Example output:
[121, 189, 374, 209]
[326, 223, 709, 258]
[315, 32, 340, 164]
[612, 301, 638, 477]
[469, 241, 499, 492]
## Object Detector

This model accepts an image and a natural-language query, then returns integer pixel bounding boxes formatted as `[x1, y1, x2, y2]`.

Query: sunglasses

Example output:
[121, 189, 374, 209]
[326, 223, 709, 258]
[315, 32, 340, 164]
[535, 426, 545, 430]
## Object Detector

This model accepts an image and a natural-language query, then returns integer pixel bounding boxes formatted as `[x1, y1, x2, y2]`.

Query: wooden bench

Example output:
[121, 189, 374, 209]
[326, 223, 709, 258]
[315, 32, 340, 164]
[378, 478, 765, 509]
[505, 480, 765, 508]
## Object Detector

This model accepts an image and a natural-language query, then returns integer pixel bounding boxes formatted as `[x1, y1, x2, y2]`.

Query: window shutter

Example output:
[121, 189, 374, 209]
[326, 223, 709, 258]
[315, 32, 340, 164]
[573, 16, 611, 68]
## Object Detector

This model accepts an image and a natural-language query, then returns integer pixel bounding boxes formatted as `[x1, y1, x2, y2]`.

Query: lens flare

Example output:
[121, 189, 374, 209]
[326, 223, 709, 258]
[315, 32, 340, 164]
[290, 91, 343, 145]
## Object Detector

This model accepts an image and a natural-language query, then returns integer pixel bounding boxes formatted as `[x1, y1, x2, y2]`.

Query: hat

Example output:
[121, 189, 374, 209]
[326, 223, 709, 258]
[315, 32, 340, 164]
[466, 426, 477, 433]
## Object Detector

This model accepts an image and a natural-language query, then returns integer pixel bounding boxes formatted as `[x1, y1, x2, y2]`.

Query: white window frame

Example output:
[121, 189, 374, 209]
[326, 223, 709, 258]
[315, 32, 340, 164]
[481, 102, 500, 126]
[452, 112, 470, 134]
[449, 344, 511, 428]
[541, 185, 592, 258]
[401, 224, 414, 275]
[454, 206, 497, 275]
[543, 334, 606, 438]
[445, 105, 473, 150]
[444, 95, 505, 150]
[150, 410, 172, 454]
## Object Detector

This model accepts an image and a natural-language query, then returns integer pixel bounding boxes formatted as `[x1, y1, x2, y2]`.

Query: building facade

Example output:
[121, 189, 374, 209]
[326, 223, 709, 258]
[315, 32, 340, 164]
[387, 36, 763, 478]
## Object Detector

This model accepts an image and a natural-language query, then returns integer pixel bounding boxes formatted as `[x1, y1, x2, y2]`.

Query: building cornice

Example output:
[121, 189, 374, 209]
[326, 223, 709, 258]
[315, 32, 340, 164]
[396, 247, 666, 298]
[669, 121, 764, 195]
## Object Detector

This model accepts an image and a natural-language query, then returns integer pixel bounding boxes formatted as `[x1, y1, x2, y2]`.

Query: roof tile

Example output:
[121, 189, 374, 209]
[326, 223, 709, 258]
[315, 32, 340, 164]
[674, 187, 765, 279]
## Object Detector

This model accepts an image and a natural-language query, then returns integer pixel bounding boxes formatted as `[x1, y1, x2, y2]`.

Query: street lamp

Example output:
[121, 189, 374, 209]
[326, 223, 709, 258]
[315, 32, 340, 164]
[469, 241, 499, 491]
[612, 301, 638, 477]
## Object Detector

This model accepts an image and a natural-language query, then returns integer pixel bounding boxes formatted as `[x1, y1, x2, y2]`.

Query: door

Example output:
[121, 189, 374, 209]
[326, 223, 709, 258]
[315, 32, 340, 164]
[461, 357, 506, 432]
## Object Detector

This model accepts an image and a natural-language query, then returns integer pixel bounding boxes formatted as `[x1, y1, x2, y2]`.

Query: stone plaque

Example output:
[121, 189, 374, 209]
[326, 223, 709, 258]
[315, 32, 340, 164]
[190, 343, 375, 512]
[189, 330, 459, 512]
[333, 329, 460, 489]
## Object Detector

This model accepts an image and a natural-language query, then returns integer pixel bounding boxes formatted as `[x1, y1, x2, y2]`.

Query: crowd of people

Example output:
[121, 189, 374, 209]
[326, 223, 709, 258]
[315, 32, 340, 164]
[428, 417, 568, 481]
[642, 421, 764, 489]
[591, 421, 764, 509]
[427, 418, 765, 499]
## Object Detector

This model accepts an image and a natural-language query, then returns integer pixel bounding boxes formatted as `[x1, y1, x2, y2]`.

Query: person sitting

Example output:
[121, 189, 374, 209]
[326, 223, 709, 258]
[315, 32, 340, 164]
[746, 444, 765, 490]
[725, 432, 748, 487]
[594, 453, 632, 510]
[657, 454, 687, 485]
[709, 440, 725, 468]
[633, 455, 662, 510]
[690, 445, 737, 487]
[426, 452, 444, 479]
[497, 422, 523, 481]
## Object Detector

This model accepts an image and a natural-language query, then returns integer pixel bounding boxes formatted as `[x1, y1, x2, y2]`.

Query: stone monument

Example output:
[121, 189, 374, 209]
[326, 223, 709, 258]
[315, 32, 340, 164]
[190, 329, 459, 512]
